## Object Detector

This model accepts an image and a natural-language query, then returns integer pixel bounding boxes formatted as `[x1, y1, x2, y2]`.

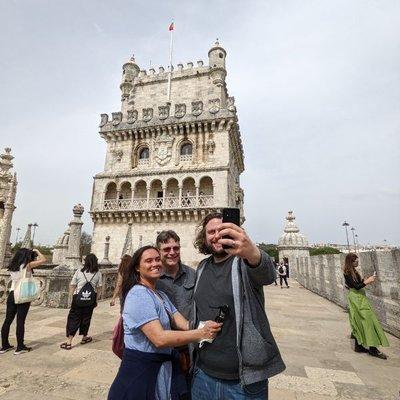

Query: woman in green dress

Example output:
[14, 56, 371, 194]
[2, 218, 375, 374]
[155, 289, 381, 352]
[343, 253, 389, 359]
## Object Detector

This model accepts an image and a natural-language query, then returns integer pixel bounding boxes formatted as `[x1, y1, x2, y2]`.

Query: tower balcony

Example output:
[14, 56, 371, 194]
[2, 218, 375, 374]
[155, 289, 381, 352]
[102, 195, 214, 211]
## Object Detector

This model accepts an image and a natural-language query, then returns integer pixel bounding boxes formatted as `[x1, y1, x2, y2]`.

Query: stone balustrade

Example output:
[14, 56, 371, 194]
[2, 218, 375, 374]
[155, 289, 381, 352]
[103, 194, 214, 211]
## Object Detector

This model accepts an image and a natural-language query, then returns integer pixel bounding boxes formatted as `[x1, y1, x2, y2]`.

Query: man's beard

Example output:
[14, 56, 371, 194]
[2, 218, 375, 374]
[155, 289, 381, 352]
[204, 242, 228, 258]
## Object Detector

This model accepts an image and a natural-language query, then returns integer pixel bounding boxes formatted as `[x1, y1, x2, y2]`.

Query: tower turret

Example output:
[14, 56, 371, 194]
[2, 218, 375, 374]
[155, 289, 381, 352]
[120, 56, 140, 112]
[208, 40, 226, 69]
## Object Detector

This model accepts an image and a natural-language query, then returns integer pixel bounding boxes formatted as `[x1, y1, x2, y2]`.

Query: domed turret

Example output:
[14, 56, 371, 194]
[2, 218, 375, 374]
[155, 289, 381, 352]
[208, 40, 226, 69]
[278, 211, 309, 248]
[120, 55, 140, 101]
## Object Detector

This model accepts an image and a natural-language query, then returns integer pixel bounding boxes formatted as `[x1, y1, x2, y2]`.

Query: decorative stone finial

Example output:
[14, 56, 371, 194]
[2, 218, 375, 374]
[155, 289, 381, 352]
[72, 203, 84, 217]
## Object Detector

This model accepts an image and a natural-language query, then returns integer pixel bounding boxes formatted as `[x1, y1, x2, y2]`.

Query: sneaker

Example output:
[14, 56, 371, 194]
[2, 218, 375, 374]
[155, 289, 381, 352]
[0, 345, 14, 354]
[14, 346, 32, 355]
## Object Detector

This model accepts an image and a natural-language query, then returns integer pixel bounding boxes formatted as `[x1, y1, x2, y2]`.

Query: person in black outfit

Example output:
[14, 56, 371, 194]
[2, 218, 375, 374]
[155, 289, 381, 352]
[0, 248, 47, 355]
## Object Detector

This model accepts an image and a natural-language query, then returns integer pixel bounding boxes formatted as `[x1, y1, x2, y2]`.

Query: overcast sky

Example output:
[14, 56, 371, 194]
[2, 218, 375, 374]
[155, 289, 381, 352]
[1, 0, 399, 247]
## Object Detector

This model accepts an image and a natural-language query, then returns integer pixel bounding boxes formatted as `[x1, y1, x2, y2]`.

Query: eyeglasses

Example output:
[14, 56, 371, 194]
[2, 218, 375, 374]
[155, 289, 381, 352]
[161, 246, 180, 253]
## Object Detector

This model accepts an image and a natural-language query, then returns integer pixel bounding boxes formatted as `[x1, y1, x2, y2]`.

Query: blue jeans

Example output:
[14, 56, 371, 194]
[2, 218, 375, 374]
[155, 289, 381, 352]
[191, 368, 268, 400]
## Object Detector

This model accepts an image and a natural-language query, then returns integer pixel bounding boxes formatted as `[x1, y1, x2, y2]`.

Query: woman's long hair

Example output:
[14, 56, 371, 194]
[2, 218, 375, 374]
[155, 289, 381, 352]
[81, 253, 99, 273]
[120, 245, 159, 308]
[118, 254, 132, 275]
[8, 248, 36, 272]
[343, 252, 359, 280]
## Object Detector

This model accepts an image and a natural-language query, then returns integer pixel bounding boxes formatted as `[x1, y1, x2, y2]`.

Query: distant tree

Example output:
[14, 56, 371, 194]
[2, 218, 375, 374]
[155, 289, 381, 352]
[80, 232, 92, 257]
[258, 243, 278, 261]
[310, 246, 341, 256]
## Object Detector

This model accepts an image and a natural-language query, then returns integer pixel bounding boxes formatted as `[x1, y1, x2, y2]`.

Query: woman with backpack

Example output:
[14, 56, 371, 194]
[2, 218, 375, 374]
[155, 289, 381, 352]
[60, 253, 102, 350]
[0, 248, 47, 355]
[343, 253, 389, 359]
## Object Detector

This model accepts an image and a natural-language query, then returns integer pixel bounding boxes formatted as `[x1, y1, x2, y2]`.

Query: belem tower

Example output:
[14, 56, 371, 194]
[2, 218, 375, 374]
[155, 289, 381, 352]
[90, 41, 245, 266]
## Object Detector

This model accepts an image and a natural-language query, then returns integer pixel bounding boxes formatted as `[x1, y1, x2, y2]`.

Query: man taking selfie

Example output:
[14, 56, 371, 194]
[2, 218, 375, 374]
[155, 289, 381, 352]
[191, 211, 285, 400]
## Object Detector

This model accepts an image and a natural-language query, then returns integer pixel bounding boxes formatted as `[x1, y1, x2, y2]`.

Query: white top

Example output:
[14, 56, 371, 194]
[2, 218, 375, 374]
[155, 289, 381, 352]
[70, 270, 102, 294]
[10, 264, 32, 291]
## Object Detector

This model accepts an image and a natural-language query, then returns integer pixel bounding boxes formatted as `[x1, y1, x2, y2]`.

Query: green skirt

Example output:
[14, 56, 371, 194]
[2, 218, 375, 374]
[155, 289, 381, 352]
[347, 288, 389, 348]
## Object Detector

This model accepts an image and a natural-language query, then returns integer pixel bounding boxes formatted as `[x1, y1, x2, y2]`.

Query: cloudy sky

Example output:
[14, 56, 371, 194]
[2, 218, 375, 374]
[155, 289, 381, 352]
[1, 0, 399, 247]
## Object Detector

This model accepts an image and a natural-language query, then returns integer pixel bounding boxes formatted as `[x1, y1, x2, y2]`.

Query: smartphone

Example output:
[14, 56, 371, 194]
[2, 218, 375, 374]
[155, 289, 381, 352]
[373, 271, 377, 277]
[222, 208, 240, 249]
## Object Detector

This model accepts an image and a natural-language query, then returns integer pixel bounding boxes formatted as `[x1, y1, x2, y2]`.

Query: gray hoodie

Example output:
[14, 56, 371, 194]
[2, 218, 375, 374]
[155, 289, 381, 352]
[191, 250, 286, 386]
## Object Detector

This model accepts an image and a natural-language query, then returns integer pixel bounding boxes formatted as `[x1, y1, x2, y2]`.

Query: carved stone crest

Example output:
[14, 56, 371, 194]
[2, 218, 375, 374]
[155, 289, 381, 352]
[227, 96, 236, 112]
[99, 114, 108, 127]
[175, 103, 186, 118]
[207, 138, 215, 155]
[112, 112, 122, 126]
[154, 131, 174, 166]
[143, 108, 153, 122]
[158, 105, 170, 120]
[209, 98, 220, 114]
[192, 101, 203, 116]
[127, 109, 138, 124]
[111, 149, 123, 162]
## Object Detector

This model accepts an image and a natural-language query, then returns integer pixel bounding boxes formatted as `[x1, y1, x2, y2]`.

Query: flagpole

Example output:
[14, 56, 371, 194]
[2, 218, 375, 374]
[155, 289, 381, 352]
[167, 23, 173, 102]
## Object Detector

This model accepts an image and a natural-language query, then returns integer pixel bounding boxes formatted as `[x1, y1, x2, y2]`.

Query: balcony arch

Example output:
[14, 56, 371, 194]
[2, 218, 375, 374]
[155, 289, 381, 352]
[105, 182, 117, 199]
[199, 176, 214, 207]
[119, 181, 132, 199]
[165, 178, 179, 208]
[182, 177, 196, 207]
[150, 179, 163, 209]
[132, 143, 150, 168]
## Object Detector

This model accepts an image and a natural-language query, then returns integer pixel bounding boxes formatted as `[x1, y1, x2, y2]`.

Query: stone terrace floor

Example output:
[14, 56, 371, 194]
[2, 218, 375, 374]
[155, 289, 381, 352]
[0, 281, 399, 400]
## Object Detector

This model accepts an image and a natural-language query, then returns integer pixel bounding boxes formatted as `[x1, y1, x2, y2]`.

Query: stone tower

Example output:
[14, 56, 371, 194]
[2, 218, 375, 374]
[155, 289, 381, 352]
[90, 41, 245, 266]
[0, 148, 17, 269]
[278, 211, 310, 279]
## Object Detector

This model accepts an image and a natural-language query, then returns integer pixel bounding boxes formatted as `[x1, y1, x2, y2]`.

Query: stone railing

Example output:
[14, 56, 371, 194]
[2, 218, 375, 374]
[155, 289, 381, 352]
[103, 195, 214, 211]
[0, 266, 119, 309]
[295, 249, 400, 338]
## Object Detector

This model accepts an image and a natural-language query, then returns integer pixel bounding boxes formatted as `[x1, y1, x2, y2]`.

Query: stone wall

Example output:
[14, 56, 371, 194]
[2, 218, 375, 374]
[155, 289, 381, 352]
[0, 267, 118, 309]
[296, 250, 400, 338]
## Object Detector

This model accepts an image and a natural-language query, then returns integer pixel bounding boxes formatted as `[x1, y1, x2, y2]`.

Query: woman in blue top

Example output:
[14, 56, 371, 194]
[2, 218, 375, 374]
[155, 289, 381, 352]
[108, 245, 221, 400]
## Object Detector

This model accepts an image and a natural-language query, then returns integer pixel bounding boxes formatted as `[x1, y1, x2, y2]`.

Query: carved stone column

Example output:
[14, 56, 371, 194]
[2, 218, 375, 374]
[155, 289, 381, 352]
[65, 204, 84, 269]
[100, 236, 112, 266]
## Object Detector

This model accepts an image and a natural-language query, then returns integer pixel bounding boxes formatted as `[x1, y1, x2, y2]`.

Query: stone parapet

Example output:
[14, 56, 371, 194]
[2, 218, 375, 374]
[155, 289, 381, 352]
[296, 249, 400, 338]
[0, 266, 118, 309]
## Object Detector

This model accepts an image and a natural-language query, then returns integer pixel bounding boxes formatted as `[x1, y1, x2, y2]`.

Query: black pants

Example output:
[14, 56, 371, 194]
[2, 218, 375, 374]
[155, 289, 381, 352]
[1, 291, 31, 348]
[280, 275, 289, 287]
[66, 302, 95, 337]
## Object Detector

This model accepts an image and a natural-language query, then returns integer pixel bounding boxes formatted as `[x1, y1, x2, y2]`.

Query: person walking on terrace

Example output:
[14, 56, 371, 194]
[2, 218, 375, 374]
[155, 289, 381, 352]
[0, 248, 47, 355]
[343, 252, 389, 359]
[60, 253, 102, 350]
[278, 261, 289, 288]
[110, 254, 133, 310]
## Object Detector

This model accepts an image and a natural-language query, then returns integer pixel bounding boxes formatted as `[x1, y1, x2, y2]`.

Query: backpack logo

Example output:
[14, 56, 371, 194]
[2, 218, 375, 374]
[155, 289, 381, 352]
[81, 290, 91, 299]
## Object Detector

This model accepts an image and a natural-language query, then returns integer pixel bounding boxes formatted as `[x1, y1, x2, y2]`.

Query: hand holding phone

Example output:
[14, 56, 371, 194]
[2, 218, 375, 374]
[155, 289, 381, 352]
[221, 208, 240, 249]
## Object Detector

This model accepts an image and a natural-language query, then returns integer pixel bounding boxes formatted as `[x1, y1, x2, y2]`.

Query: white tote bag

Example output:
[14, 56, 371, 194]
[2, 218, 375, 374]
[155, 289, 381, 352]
[13, 267, 40, 304]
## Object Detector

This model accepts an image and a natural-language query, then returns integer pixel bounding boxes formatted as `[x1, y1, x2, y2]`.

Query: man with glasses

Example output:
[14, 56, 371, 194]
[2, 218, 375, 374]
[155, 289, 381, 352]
[156, 230, 196, 320]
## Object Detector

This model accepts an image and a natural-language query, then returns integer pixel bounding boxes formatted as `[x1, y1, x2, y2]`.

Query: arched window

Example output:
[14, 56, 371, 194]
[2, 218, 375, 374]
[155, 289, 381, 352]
[180, 143, 192, 156]
[139, 147, 149, 159]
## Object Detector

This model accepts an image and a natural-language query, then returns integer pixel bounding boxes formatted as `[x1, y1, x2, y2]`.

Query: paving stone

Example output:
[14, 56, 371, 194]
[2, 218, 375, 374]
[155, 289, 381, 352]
[305, 366, 364, 385]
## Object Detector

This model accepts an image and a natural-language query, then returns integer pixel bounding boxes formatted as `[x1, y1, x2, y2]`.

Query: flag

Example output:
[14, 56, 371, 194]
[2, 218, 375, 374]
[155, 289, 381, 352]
[168, 22, 174, 31]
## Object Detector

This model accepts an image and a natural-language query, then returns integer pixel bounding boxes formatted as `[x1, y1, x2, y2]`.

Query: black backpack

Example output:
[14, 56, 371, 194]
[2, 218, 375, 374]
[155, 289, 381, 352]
[74, 272, 97, 307]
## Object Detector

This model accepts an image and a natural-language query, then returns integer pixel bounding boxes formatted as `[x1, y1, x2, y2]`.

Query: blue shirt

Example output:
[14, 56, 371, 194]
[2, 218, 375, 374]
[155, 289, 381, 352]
[123, 285, 177, 400]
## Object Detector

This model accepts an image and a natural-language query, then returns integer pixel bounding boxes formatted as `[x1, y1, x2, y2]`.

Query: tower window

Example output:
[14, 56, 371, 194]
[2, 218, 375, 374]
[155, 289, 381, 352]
[180, 143, 192, 156]
[219, 52, 224, 58]
[139, 147, 149, 159]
